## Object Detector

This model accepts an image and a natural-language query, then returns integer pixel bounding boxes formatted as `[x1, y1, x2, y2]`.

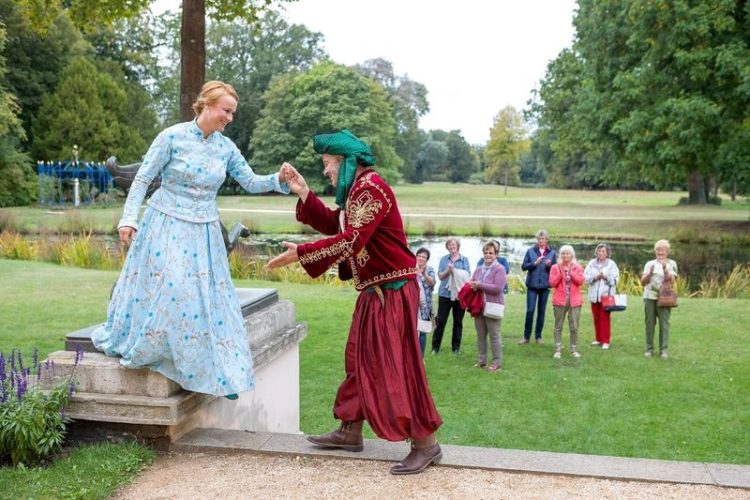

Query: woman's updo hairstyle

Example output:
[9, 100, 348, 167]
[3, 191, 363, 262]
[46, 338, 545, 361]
[192, 80, 239, 116]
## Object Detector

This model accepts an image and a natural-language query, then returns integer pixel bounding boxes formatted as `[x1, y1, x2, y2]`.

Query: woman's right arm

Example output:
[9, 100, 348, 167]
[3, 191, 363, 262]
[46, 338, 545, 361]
[640, 261, 653, 286]
[118, 131, 171, 231]
[521, 250, 533, 271]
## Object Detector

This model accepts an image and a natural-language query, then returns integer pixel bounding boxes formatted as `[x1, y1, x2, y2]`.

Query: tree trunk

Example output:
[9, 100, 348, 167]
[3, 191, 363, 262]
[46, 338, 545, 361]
[687, 171, 707, 205]
[180, 0, 206, 122]
[503, 164, 509, 196]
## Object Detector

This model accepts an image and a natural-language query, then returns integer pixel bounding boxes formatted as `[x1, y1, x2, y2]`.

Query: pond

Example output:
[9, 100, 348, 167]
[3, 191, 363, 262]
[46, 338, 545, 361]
[243, 235, 750, 290]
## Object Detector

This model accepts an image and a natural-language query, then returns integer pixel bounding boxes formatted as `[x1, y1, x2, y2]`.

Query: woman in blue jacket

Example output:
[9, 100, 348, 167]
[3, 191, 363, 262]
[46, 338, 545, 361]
[519, 229, 557, 344]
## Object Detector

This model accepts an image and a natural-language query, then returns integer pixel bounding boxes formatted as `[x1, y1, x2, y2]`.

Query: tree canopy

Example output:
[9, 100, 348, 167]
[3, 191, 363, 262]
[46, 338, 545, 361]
[250, 60, 401, 193]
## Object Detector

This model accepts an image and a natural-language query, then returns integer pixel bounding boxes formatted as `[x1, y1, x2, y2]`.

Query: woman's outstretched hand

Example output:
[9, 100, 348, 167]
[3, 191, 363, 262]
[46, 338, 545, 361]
[280, 162, 309, 202]
[266, 241, 299, 269]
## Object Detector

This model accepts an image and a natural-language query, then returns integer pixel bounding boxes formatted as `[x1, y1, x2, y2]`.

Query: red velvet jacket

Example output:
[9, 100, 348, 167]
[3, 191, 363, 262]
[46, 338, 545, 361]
[295, 169, 417, 291]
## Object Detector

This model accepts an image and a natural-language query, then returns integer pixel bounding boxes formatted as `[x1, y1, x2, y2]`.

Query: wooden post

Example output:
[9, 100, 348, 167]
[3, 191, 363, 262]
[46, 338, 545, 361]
[179, 0, 206, 122]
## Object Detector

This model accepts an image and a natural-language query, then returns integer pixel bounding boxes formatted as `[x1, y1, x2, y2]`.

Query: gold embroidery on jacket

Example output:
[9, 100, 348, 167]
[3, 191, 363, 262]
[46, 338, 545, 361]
[346, 191, 382, 228]
[355, 172, 392, 211]
[299, 231, 358, 265]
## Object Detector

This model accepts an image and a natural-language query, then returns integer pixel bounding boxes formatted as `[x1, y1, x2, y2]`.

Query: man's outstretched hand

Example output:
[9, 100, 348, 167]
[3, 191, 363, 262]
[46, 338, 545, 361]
[266, 241, 299, 269]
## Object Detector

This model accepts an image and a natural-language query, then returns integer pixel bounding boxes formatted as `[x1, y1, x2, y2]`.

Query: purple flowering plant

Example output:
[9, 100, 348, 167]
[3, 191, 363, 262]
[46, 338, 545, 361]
[0, 345, 84, 466]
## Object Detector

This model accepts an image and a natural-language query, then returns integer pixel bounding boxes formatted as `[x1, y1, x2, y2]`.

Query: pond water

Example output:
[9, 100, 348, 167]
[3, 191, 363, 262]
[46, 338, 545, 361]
[244, 235, 750, 290]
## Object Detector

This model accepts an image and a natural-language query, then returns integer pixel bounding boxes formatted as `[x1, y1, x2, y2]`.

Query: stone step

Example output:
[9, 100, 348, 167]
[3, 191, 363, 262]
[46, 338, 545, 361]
[67, 390, 213, 426]
[40, 351, 182, 397]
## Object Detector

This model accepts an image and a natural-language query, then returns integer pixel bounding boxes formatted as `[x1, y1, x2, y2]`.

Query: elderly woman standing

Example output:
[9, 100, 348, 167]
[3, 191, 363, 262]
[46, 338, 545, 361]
[520, 229, 557, 344]
[640, 240, 679, 359]
[548, 245, 584, 359]
[469, 240, 507, 372]
[416, 247, 436, 358]
[584, 243, 620, 350]
[432, 238, 471, 355]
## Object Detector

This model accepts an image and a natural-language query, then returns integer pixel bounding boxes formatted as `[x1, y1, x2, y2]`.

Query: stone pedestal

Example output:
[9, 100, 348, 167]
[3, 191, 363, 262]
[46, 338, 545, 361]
[42, 288, 306, 443]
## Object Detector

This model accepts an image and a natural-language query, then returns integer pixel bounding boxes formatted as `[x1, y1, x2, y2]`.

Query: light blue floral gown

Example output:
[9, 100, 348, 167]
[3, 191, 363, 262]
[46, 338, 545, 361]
[92, 120, 288, 396]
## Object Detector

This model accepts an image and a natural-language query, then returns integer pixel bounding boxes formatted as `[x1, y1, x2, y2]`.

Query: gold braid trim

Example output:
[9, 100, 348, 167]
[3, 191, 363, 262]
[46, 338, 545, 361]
[299, 231, 358, 265]
[353, 266, 418, 291]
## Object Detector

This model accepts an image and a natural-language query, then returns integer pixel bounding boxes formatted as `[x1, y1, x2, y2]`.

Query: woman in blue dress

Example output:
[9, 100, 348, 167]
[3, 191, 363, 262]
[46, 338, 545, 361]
[92, 81, 289, 398]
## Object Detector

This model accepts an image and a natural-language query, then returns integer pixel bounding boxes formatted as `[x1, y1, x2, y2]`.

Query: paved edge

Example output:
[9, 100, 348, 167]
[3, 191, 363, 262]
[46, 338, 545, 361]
[170, 428, 750, 489]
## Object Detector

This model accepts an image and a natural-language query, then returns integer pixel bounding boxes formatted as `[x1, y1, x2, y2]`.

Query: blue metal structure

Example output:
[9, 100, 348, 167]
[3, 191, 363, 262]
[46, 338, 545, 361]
[37, 160, 114, 207]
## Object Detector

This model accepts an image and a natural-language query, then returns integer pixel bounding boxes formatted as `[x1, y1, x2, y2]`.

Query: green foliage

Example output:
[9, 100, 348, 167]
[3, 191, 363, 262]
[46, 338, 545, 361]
[0, 441, 155, 498]
[207, 11, 325, 160]
[424, 129, 479, 183]
[531, 0, 750, 201]
[414, 139, 449, 183]
[354, 58, 430, 182]
[484, 106, 528, 187]
[0, 348, 79, 466]
[250, 60, 401, 193]
[30, 56, 150, 163]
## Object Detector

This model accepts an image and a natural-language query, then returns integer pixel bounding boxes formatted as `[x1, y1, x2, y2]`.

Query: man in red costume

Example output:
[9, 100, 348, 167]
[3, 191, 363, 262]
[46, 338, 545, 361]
[269, 130, 443, 475]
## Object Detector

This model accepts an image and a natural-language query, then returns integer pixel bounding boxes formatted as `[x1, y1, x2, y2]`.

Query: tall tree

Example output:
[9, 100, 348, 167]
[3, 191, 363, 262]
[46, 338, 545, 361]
[573, 0, 750, 203]
[484, 106, 529, 193]
[0, 26, 35, 207]
[30, 57, 151, 163]
[442, 130, 479, 183]
[354, 58, 429, 182]
[414, 140, 448, 183]
[250, 61, 401, 193]
[206, 11, 325, 157]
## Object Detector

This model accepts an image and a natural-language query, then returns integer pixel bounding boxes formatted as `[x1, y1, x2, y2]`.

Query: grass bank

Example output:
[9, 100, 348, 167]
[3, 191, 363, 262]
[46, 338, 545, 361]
[2, 259, 748, 466]
[2, 183, 748, 242]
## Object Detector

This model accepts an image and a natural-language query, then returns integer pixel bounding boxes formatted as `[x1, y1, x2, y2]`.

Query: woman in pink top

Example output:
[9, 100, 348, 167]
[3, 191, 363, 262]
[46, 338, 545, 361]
[548, 245, 585, 359]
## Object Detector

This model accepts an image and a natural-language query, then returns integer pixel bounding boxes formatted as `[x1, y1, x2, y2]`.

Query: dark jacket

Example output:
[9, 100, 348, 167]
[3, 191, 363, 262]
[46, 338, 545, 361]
[522, 245, 557, 289]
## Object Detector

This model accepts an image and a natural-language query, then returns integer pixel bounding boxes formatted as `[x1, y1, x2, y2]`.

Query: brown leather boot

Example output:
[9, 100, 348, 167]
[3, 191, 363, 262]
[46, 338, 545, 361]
[306, 421, 364, 452]
[390, 435, 442, 475]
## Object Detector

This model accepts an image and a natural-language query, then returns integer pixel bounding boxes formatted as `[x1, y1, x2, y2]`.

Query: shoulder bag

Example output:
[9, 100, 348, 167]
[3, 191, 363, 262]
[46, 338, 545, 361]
[483, 294, 504, 319]
[657, 279, 678, 308]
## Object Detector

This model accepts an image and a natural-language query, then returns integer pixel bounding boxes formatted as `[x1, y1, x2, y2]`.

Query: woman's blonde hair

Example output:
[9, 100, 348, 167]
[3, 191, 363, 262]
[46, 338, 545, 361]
[654, 239, 671, 252]
[192, 80, 239, 116]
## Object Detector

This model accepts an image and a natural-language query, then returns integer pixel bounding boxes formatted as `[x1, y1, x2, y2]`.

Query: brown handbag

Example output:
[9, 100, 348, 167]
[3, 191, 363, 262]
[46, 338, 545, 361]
[657, 279, 678, 308]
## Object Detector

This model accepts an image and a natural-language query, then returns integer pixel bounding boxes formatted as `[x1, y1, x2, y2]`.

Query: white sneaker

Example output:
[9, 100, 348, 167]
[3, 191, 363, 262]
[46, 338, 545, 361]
[553, 351, 561, 359]
[591, 341, 601, 346]
[660, 352, 669, 359]
[602, 343, 610, 350]
[645, 351, 653, 357]
[572, 351, 581, 358]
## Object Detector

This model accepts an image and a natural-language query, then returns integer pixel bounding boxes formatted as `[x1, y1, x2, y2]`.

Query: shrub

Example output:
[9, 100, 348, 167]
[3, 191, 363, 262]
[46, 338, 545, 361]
[0, 347, 83, 466]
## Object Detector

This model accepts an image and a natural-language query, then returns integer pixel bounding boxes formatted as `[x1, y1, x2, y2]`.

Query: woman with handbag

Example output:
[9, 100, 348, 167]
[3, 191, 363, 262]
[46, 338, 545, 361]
[468, 240, 507, 372]
[584, 243, 620, 350]
[640, 239, 679, 359]
[416, 247, 436, 358]
[549, 245, 585, 359]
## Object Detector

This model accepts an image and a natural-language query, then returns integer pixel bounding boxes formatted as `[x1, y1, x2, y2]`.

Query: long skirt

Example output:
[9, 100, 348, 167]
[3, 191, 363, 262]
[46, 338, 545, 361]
[91, 207, 254, 396]
[333, 279, 443, 441]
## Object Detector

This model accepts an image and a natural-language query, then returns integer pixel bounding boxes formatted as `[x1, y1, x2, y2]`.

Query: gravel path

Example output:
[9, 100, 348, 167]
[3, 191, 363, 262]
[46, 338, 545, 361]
[113, 452, 749, 499]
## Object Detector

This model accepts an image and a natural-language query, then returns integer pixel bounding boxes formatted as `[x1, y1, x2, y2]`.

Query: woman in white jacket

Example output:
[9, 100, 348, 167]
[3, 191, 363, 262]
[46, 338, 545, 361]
[584, 243, 620, 350]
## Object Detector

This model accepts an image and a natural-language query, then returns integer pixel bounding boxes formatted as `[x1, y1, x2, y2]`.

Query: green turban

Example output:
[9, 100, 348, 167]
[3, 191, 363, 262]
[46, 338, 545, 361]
[313, 129, 375, 208]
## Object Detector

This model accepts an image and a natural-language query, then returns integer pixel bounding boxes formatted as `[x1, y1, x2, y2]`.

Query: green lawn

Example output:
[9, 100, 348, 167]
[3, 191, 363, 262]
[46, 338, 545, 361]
[2, 259, 748, 465]
[3, 183, 748, 242]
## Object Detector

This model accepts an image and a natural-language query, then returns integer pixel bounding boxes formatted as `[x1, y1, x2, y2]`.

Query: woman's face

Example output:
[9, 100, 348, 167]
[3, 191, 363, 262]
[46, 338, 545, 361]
[483, 247, 497, 264]
[537, 235, 548, 248]
[416, 252, 428, 268]
[203, 94, 237, 133]
[446, 240, 459, 254]
[655, 245, 669, 260]
[561, 250, 572, 263]
[596, 246, 608, 260]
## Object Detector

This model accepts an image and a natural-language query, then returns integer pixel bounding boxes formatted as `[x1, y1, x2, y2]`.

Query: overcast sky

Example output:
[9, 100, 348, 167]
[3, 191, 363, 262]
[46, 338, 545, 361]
[153, 0, 577, 145]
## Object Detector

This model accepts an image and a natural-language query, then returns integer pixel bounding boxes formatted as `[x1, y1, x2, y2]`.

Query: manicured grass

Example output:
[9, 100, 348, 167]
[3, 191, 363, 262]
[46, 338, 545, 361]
[0, 441, 155, 498]
[3, 183, 748, 241]
[2, 259, 748, 466]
